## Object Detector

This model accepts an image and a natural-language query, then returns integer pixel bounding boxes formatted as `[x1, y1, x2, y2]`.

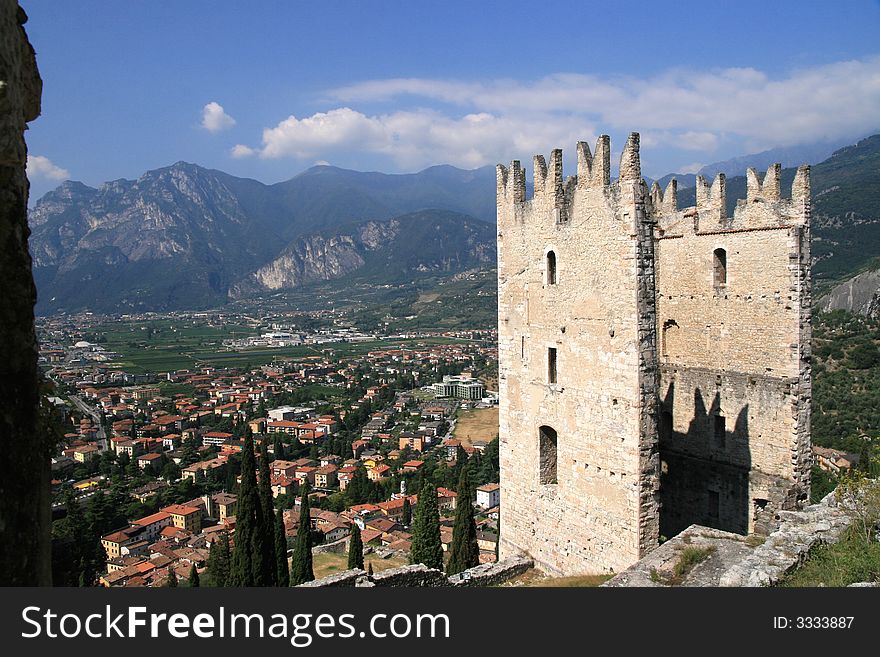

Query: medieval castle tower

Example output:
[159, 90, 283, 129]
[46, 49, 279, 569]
[496, 134, 812, 575]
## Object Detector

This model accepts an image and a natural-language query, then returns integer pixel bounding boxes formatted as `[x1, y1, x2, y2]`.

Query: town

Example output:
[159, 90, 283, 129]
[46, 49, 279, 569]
[40, 310, 501, 586]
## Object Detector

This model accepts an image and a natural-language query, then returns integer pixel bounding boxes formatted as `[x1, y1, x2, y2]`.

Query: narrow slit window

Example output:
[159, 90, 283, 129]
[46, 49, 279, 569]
[546, 250, 557, 285]
[547, 347, 557, 384]
[713, 248, 727, 287]
[660, 410, 673, 440]
[539, 425, 558, 485]
[521, 335, 525, 359]
[713, 414, 726, 448]
[708, 490, 720, 520]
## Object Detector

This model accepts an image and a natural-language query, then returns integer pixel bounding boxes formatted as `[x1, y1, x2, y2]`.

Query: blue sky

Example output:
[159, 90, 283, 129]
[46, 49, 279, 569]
[21, 0, 880, 200]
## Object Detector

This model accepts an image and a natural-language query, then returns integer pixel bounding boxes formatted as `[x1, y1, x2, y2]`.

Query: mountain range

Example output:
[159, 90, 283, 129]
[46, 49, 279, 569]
[28, 134, 880, 314]
[29, 163, 496, 313]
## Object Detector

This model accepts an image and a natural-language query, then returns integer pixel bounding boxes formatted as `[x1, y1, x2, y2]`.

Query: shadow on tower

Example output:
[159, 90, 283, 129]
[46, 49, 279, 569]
[658, 380, 753, 538]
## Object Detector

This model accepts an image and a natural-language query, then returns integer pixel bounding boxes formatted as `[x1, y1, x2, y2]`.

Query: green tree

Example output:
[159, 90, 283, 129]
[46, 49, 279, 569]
[188, 563, 200, 587]
[257, 439, 278, 585]
[401, 497, 412, 526]
[162, 461, 181, 482]
[289, 482, 314, 585]
[410, 480, 443, 570]
[273, 435, 285, 461]
[346, 465, 371, 506]
[347, 524, 364, 570]
[206, 531, 231, 586]
[446, 468, 479, 575]
[166, 568, 178, 587]
[275, 507, 290, 587]
[228, 431, 268, 586]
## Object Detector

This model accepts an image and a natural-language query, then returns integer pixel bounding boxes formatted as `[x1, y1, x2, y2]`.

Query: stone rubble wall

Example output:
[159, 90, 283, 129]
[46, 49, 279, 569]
[311, 537, 349, 554]
[603, 491, 854, 587]
[718, 492, 851, 586]
[299, 556, 533, 588]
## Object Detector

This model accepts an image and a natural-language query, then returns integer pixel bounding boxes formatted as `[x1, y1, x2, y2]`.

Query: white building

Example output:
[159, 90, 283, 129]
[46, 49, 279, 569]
[476, 483, 500, 509]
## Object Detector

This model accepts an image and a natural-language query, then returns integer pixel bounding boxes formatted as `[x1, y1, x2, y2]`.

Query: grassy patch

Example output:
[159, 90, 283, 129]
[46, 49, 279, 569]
[453, 407, 499, 447]
[500, 568, 611, 587]
[744, 534, 766, 547]
[779, 526, 880, 587]
[311, 552, 408, 580]
[652, 546, 716, 586]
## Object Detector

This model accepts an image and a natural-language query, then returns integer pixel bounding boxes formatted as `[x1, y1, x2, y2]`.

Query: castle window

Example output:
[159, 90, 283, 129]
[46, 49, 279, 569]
[661, 319, 678, 358]
[713, 415, 726, 449]
[708, 490, 720, 520]
[539, 425, 558, 485]
[660, 410, 673, 440]
[547, 347, 557, 384]
[546, 250, 557, 285]
[713, 248, 727, 287]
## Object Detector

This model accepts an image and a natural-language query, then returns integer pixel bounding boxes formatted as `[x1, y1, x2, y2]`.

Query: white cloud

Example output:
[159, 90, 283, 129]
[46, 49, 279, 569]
[27, 155, 70, 181]
[333, 57, 880, 148]
[201, 101, 236, 132]
[236, 56, 880, 170]
[230, 144, 255, 158]
[249, 106, 592, 169]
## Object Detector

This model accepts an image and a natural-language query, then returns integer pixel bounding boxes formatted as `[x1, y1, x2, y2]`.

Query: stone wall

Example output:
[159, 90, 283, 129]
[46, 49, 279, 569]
[496, 134, 811, 577]
[496, 136, 660, 576]
[0, 2, 48, 585]
[298, 556, 533, 588]
[602, 491, 852, 587]
[654, 165, 812, 537]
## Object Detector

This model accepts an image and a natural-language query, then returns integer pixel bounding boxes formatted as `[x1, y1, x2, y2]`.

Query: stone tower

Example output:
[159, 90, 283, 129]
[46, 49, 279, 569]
[496, 134, 810, 576]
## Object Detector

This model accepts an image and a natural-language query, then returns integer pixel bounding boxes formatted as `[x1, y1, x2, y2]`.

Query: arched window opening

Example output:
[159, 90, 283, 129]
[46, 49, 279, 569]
[539, 425, 558, 485]
[546, 250, 557, 285]
[713, 248, 727, 287]
[661, 319, 679, 358]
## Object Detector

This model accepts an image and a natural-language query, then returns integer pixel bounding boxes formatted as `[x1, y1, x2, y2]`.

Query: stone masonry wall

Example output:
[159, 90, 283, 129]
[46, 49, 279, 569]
[653, 166, 811, 538]
[603, 491, 851, 587]
[496, 134, 811, 577]
[298, 556, 533, 588]
[496, 135, 660, 575]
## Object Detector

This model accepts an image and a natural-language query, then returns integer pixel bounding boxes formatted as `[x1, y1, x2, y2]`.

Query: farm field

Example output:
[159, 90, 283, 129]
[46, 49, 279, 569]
[453, 407, 499, 447]
[86, 317, 475, 373]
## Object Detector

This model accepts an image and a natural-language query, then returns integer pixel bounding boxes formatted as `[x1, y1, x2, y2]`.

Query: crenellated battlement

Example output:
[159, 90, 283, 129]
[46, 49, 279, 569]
[498, 129, 812, 577]
[496, 133, 643, 225]
[654, 163, 810, 236]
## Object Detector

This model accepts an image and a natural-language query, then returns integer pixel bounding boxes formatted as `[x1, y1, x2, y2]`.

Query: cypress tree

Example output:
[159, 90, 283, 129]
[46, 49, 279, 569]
[409, 480, 443, 570]
[273, 435, 285, 461]
[289, 481, 314, 585]
[401, 497, 412, 526]
[206, 531, 231, 586]
[166, 568, 178, 587]
[367, 562, 373, 576]
[258, 438, 278, 585]
[228, 431, 266, 586]
[275, 507, 290, 587]
[188, 563, 200, 587]
[446, 468, 479, 575]
[347, 524, 364, 570]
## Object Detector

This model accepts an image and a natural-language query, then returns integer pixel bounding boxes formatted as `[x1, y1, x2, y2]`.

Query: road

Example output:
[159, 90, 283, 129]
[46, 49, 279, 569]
[69, 395, 108, 452]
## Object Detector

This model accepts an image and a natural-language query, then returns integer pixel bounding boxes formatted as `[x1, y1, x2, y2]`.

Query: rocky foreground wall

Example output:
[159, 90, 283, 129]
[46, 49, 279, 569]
[299, 556, 533, 588]
[603, 491, 854, 587]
